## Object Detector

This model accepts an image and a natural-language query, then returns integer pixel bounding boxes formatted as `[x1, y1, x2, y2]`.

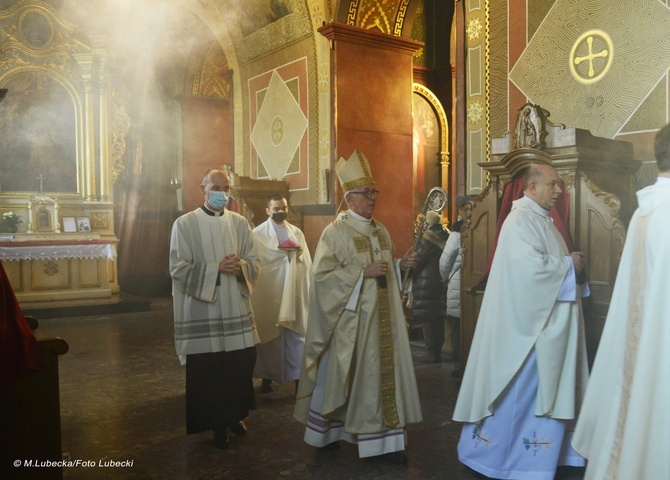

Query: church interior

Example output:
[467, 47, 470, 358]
[1, 0, 668, 478]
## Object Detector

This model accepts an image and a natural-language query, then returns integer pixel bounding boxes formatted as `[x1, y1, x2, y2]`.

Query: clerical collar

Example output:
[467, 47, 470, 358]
[346, 209, 373, 225]
[201, 205, 225, 217]
[520, 195, 552, 219]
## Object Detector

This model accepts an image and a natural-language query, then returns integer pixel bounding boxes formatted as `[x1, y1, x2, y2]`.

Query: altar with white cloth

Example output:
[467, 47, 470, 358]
[0, 234, 119, 303]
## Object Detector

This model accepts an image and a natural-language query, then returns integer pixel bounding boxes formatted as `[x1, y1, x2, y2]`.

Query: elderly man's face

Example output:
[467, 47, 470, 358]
[530, 165, 562, 211]
[345, 184, 378, 219]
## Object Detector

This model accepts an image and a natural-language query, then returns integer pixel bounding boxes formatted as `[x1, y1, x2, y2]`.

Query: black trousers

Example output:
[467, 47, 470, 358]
[185, 346, 257, 434]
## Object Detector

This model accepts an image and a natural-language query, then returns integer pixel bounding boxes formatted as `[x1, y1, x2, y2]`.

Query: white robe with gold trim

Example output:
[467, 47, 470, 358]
[294, 211, 422, 437]
[572, 180, 670, 480]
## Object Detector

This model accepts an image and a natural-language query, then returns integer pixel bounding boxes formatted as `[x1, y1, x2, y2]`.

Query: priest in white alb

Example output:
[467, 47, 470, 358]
[170, 168, 260, 450]
[453, 163, 589, 479]
[572, 123, 670, 480]
[293, 149, 422, 465]
[251, 194, 311, 394]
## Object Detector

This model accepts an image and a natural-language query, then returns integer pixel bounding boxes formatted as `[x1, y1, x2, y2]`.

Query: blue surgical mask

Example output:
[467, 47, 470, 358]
[208, 190, 229, 210]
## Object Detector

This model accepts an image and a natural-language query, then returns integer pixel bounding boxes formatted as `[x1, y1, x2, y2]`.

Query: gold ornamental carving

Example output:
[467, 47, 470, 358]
[90, 212, 110, 231]
[459, 185, 489, 256]
[43, 259, 58, 276]
[111, 99, 131, 182]
[583, 175, 622, 219]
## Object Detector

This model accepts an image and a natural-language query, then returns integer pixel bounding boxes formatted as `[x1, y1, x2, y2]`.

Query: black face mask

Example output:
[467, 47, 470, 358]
[271, 212, 287, 224]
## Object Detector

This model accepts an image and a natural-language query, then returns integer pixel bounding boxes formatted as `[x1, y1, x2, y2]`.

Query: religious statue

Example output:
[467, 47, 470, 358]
[514, 103, 561, 150]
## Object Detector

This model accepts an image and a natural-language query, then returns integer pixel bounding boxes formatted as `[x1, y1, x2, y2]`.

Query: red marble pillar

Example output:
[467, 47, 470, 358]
[319, 23, 422, 254]
[178, 96, 233, 213]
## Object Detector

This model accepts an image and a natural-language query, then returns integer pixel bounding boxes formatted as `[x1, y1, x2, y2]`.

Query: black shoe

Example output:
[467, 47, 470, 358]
[213, 431, 229, 449]
[228, 421, 247, 436]
[371, 452, 408, 465]
[260, 379, 273, 393]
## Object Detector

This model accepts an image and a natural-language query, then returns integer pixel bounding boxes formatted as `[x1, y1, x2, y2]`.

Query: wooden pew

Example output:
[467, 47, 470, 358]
[1, 334, 69, 480]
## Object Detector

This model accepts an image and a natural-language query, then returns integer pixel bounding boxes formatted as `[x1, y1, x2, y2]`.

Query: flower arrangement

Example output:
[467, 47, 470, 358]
[2, 211, 22, 233]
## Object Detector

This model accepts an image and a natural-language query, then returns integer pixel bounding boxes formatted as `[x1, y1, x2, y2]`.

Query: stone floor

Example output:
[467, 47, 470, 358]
[33, 297, 585, 480]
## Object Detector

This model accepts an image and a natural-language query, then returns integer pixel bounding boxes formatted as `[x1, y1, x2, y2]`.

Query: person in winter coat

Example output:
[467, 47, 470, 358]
[411, 210, 449, 363]
[439, 195, 475, 369]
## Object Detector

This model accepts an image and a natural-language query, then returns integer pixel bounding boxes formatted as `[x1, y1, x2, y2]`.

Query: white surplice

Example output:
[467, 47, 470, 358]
[251, 219, 311, 383]
[572, 178, 670, 480]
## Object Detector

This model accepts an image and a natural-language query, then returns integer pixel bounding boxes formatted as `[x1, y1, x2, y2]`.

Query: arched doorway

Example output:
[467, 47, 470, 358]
[412, 84, 450, 223]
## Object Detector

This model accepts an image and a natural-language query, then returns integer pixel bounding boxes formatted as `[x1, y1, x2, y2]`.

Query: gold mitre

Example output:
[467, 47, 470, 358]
[335, 149, 375, 192]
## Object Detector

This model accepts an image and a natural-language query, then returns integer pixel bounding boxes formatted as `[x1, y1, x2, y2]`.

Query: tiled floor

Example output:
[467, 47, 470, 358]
[33, 297, 584, 480]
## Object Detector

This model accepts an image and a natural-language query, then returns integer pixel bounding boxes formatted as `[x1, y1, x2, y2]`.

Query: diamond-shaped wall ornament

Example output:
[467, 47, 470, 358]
[509, 0, 670, 138]
[250, 71, 308, 180]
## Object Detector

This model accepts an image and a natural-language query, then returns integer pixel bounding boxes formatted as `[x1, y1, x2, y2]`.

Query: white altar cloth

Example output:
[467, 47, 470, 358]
[0, 243, 116, 262]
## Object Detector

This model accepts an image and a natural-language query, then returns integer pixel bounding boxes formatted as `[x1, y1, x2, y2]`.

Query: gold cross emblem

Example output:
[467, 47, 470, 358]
[569, 30, 613, 85]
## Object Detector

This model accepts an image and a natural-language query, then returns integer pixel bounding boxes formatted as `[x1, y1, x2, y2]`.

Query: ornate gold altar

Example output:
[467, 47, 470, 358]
[0, 1, 128, 304]
[459, 105, 640, 368]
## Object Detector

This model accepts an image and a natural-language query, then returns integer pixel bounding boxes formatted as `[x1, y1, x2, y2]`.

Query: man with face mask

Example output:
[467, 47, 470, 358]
[251, 195, 312, 394]
[169, 168, 260, 450]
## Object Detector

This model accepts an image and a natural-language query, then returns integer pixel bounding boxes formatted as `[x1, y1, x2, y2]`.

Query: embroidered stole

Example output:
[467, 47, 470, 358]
[606, 214, 649, 477]
[341, 212, 399, 428]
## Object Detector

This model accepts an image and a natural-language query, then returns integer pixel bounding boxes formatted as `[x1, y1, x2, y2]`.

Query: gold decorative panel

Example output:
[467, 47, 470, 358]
[31, 258, 71, 290]
[465, 0, 489, 194]
[343, 0, 410, 36]
[509, 0, 670, 139]
[90, 212, 111, 231]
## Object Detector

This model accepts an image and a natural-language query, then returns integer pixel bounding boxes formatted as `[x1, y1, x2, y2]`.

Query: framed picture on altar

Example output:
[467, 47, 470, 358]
[62, 216, 76, 233]
[76, 216, 91, 232]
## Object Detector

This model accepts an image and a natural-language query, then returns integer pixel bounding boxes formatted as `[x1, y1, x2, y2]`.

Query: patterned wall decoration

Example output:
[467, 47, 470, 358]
[344, 0, 410, 36]
[192, 42, 231, 99]
[248, 57, 309, 191]
[465, 0, 489, 194]
[234, 1, 312, 65]
[621, 77, 668, 134]
[509, 0, 670, 139]
[409, 0, 425, 66]
[488, 0, 507, 139]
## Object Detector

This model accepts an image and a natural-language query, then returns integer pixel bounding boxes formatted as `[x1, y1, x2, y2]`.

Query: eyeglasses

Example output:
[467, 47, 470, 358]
[348, 189, 380, 199]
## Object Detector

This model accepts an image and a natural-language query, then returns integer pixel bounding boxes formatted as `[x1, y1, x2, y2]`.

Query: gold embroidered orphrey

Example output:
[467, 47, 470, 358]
[353, 233, 399, 428]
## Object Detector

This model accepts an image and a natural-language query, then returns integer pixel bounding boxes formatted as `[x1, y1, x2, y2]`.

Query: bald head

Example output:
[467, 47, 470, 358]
[523, 164, 562, 211]
[200, 169, 231, 211]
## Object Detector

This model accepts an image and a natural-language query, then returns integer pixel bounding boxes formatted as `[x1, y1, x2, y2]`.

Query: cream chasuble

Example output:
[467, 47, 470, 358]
[294, 211, 422, 434]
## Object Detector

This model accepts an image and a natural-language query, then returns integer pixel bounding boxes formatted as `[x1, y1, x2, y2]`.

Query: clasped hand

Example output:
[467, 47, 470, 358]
[569, 251, 585, 273]
[219, 254, 242, 275]
[364, 260, 388, 278]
